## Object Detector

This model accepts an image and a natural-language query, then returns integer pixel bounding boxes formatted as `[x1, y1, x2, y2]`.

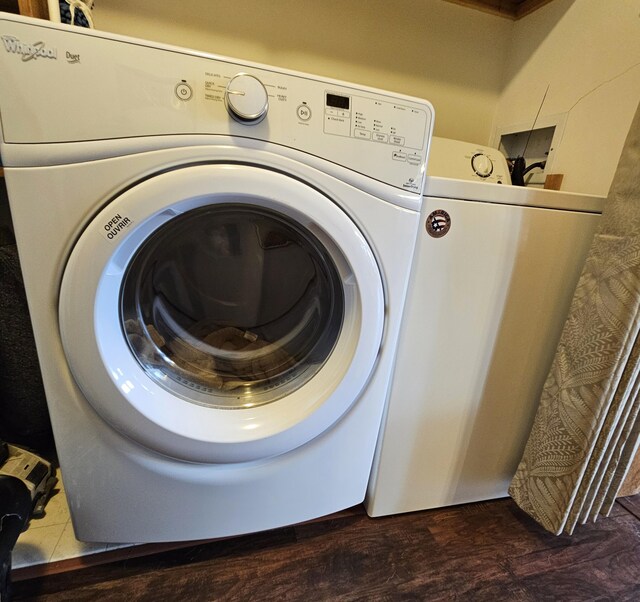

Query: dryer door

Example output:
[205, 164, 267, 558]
[59, 164, 384, 463]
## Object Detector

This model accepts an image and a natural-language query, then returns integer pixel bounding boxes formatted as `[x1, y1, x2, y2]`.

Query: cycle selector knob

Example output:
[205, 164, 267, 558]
[225, 73, 269, 124]
[471, 153, 494, 178]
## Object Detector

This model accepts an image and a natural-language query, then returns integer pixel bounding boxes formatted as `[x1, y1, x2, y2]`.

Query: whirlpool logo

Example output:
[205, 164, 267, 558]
[1, 35, 57, 61]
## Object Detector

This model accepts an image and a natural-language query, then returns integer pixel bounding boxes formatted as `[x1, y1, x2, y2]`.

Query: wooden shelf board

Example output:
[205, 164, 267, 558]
[443, 0, 555, 20]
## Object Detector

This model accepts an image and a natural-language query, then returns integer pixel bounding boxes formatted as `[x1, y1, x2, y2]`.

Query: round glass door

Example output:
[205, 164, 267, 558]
[59, 164, 384, 463]
[121, 204, 345, 408]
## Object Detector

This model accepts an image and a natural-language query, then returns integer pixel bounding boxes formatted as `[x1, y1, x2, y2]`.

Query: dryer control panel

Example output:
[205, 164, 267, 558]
[0, 15, 434, 195]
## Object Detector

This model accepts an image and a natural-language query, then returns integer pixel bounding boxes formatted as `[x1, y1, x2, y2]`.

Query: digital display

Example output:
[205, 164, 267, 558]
[326, 93, 350, 110]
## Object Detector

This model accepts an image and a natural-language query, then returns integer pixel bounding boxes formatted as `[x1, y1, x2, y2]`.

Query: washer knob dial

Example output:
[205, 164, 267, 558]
[225, 73, 269, 124]
[471, 153, 494, 178]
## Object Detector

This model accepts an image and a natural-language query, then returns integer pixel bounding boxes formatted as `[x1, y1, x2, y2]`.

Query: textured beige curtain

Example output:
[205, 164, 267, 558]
[509, 101, 640, 536]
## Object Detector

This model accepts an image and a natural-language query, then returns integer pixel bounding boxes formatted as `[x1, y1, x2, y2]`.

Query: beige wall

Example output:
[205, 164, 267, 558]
[93, 0, 512, 144]
[493, 0, 640, 195]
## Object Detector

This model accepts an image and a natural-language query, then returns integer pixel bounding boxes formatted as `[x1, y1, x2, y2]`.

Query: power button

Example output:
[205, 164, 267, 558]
[175, 82, 193, 101]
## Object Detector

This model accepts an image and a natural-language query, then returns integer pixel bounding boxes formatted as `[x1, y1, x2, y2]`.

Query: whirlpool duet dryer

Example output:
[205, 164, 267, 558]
[0, 14, 433, 542]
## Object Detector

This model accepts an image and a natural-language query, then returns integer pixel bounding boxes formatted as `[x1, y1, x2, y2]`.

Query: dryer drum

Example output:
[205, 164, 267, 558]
[120, 204, 345, 409]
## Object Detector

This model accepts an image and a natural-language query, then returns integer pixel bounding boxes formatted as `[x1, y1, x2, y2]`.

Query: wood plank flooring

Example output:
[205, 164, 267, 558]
[12, 496, 640, 601]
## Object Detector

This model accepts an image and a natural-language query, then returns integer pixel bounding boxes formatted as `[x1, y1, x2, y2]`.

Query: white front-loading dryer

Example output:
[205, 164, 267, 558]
[0, 14, 433, 542]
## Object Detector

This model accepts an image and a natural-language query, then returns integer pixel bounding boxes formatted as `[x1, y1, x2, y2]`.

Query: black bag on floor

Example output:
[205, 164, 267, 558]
[0, 472, 31, 602]
[0, 244, 54, 454]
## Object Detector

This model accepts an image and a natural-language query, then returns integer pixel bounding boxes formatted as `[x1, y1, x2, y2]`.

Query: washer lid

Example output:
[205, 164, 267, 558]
[59, 164, 385, 463]
[425, 176, 605, 213]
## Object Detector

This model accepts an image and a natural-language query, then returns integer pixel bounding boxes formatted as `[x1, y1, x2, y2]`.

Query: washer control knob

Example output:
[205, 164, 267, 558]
[471, 153, 494, 178]
[225, 73, 269, 125]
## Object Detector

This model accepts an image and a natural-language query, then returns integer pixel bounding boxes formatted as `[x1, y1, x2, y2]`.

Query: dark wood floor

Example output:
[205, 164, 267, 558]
[13, 495, 640, 601]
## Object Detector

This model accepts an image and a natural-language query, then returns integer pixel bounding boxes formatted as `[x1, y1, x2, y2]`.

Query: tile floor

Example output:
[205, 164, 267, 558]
[13, 470, 132, 569]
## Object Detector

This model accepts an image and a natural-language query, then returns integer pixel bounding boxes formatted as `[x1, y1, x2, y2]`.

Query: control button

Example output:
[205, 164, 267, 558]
[390, 135, 405, 146]
[407, 154, 421, 165]
[338, 110, 350, 118]
[471, 153, 494, 177]
[225, 73, 269, 125]
[354, 129, 371, 140]
[373, 132, 388, 143]
[175, 82, 193, 101]
[325, 108, 338, 116]
[392, 151, 407, 161]
[297, 104, 312, 121]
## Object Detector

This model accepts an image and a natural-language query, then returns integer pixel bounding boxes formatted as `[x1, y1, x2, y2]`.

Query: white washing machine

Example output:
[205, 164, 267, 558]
[366, 138, 605, 516]
[0, 14, 433, 542]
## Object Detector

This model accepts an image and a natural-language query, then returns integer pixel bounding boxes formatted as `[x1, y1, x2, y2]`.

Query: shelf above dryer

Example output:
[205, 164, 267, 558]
[443, 0, 555, 20]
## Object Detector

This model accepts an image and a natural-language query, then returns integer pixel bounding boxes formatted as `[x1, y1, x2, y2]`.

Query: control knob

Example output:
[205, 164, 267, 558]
[225, 73, 269, 125]
[471, 153, 494, 178]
